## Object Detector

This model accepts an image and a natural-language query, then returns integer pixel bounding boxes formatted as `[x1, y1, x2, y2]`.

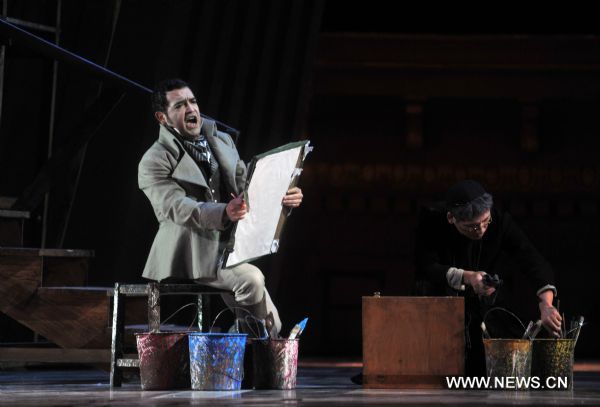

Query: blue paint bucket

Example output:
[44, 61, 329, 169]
[188, 333, 247, 390]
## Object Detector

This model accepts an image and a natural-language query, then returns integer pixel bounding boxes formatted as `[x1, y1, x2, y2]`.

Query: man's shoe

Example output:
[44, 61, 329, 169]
[350, 372, 363, 385]
[228, 317, 267, 339]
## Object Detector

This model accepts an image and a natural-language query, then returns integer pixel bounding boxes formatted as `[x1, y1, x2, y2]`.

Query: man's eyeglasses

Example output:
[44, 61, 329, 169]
[457, 216, 492, 232]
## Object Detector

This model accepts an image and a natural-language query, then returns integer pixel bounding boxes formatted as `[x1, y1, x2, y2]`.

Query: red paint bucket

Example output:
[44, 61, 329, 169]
[252, 338, 299, 389]
[135, 332, 190, 390]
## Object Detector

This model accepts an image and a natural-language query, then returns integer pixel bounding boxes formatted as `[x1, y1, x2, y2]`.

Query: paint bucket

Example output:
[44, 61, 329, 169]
[188, 333, 247, 390]
[483, 339, 532, 388]
[135, 332, 191, 390]
[252, 338, 299, 389]
[532, 339, 575, 390]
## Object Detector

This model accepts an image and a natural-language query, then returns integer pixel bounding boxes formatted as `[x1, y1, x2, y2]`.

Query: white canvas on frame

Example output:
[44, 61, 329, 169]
[224, 143, 307, 268]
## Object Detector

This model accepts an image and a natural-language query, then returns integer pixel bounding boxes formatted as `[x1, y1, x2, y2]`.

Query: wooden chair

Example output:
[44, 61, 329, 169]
[109, 282, 231, 387]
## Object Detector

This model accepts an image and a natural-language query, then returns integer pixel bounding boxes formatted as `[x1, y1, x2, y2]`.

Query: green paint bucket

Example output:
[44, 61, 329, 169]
[532, 339, 575, 390]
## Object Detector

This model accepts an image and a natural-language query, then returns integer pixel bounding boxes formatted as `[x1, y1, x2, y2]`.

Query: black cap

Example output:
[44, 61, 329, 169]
[445, 180, 487, 208]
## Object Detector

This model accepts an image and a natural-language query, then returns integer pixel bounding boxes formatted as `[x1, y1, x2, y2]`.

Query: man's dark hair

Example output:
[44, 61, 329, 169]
[151, 78, 191, 113]
[448, 193, 494, 222]
[444, 179, 493, 221]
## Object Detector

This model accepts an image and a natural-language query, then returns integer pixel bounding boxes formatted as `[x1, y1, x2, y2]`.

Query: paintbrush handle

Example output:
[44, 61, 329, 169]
[480, 322, 491, 339]
[530, 320, 543, 340]
[573, 316, 584, 346]
[522, 321, 534, 339]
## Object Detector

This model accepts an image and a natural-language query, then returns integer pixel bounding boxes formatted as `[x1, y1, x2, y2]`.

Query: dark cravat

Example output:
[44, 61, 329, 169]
[184, 137, 218, 175]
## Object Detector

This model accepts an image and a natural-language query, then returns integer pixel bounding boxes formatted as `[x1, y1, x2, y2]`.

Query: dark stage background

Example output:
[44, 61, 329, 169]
[1, 1, 599, 358]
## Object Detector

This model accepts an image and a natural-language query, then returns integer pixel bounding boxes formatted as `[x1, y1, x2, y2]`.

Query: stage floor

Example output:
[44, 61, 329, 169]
[1, 361, 600, 406]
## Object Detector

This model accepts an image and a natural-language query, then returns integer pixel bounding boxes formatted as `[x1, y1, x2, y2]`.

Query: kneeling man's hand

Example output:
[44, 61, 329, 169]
[538, 291, 562, 337]
[463, 271, 496, 297]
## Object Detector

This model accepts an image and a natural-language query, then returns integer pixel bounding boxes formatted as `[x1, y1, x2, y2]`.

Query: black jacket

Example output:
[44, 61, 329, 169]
[415, 205, 555, 299]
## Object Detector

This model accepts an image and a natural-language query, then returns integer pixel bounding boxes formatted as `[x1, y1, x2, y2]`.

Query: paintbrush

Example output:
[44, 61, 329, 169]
[265, 312, 276, 339]
[570, 318, 576, 335]
[522, 321, 534, 339]
[288, 317, 308, 340]
[573, 316, 584, 346]
[529, 320, 543, 340]
[480, 322, 491, 339]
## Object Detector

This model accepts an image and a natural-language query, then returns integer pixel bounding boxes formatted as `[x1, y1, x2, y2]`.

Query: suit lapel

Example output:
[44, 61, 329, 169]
[158, 125, 209, 189]
[157, 121, 239, 194]
[204, 122, 239, 194]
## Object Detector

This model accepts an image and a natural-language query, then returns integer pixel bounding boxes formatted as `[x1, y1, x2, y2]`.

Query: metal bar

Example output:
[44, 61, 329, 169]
[5, 17, 57, 33]
[116, 283, 230, 297]
[19, 218, 24, 246]
[49, 0, 61, 180]
[0, 209, 30, 219]
[98, 0, 121, 94]
[57, 142, 86, 248]
[42, 0, 60, 248]
[59, 0, 116, 247]
[0, 247, 92, 256]
[197, 294, 204, 332]
[110, 282, 124, 387]
[13, 90, 126, 211]
[40, 193, 49, 248]
[0, 18, 150, 92]
[116, 358, 140, 368]
[0, 18, 239, 136]
[148, 282, 160, 333]
[116, 284, 150, 296]
[202, 294, 213, 332]
[0, 0, 7, 131]
[0, 42, 4, 128]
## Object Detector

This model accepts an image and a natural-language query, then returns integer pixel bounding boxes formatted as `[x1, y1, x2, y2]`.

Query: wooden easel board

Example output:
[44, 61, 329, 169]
[362, 296, 464, 388]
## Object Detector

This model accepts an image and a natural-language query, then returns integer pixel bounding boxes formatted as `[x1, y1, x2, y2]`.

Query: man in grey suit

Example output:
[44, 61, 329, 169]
[138, 78, 303, 336]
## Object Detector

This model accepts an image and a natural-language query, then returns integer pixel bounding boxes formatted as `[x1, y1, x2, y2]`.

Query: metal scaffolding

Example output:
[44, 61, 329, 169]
[0, 0, 62, 248]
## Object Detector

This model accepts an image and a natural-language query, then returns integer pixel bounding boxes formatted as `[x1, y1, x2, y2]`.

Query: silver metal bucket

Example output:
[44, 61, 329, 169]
[483, 338, 532, 389]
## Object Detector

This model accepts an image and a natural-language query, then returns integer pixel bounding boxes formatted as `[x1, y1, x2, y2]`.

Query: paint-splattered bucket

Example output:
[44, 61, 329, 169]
[252, 338, 299, 389]
[188, 333, 247, 390]
[135, 332, 191, 390]
[532, 339, 575, 390]
[483, 339, 532, 388]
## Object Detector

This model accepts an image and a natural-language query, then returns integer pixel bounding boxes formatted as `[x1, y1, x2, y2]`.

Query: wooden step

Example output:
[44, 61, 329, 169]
[0, 209, 30, 246]
[0, 247, 93, 287]
[1, 287, 112, 349]
[0, 347, 110, 364]
[0, 209, 30, 219]
[0, 196, 17, 209]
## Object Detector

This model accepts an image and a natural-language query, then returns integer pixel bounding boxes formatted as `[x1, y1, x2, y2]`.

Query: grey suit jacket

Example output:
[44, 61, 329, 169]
[138, 120, 246, 281]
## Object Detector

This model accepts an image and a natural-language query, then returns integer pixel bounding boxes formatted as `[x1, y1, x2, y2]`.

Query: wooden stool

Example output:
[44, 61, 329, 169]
[109, 282, 231, 387]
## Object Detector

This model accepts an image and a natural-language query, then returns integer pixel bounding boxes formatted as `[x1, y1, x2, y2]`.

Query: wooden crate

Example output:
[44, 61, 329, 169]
[362, 296, 464, 388]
